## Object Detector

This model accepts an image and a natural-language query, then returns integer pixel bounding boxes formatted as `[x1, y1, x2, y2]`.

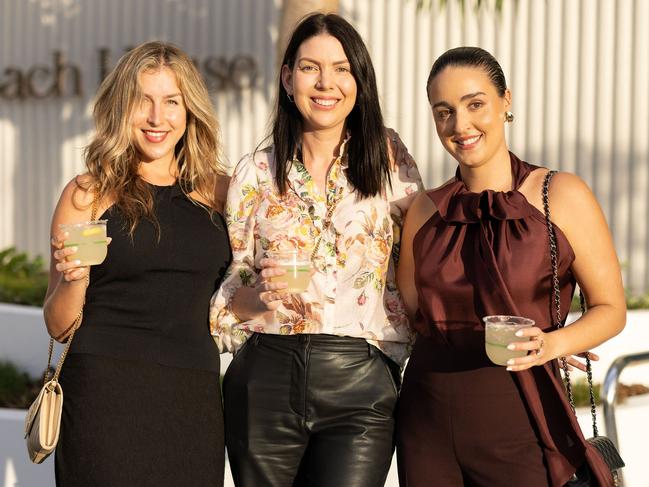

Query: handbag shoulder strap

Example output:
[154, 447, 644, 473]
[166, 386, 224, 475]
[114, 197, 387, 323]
[44, 187, 100, 385]
[542, 170, 599, 437]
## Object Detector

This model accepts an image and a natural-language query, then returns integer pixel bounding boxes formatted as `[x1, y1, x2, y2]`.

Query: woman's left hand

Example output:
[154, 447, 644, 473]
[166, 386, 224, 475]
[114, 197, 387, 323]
[504, 326, 599, 372]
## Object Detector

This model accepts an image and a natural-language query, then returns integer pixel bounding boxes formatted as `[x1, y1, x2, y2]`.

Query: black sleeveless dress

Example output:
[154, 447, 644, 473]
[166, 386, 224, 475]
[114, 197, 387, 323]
[55, 182, 231, 487]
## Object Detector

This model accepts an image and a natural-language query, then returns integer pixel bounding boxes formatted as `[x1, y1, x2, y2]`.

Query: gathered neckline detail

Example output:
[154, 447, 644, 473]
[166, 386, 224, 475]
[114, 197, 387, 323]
[428, 152, 539, 223]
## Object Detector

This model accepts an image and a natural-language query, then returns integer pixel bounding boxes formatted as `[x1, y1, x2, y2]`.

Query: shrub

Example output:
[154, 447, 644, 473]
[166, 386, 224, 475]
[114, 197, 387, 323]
[0, 361, 42, 409]
[0, 247, 49, 307]
[627, 294, 649, 310]
[571, 292, 649, 312]
[566, 378, 649, 407]
[568, 378, 601, 407]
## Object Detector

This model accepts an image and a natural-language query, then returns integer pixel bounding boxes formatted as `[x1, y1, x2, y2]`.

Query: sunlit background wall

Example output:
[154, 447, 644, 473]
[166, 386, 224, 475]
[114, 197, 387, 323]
[1, 0, 648, 294]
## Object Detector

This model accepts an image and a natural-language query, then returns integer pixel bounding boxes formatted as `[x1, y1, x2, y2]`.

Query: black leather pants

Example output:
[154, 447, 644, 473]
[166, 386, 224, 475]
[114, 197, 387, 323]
[223, 333, 400, 487]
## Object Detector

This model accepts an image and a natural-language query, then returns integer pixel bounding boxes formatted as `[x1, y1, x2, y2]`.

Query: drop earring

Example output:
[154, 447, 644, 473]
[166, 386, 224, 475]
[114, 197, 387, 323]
[505, 111, 514, 123]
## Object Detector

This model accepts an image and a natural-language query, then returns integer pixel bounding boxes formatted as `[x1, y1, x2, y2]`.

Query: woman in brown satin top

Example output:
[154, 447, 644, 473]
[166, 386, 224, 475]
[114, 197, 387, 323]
[395, 47, 626, 486]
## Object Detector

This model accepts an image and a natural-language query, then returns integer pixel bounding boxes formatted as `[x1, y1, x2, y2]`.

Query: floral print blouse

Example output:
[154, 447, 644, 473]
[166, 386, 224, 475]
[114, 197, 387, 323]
[209, 136, 423, 366]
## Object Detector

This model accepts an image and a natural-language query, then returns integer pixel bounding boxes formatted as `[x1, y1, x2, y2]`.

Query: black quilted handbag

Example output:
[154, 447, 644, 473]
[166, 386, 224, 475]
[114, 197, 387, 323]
[543, 172, 625, 486]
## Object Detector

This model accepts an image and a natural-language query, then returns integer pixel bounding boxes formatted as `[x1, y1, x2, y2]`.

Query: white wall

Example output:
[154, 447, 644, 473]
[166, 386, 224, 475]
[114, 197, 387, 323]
[2, 0, 649, 295]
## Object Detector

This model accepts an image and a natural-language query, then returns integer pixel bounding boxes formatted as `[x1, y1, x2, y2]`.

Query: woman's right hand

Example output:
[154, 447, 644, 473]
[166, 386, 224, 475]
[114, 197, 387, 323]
[232, 257, 288, 320]
[51, 230, 90, 283]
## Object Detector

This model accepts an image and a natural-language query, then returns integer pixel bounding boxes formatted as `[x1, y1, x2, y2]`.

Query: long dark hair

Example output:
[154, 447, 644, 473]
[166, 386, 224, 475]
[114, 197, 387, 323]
[427, 46, 508, 101]
[272, 13, 390, 198]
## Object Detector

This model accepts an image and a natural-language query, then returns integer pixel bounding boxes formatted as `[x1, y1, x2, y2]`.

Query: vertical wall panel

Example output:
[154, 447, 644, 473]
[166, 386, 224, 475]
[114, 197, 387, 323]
[631, 0, 649, 293]
[612, 0, 634, 279]
[341, 0, 649, 295]
[559, 0, 579, 175]
[1, 0, 648, 295]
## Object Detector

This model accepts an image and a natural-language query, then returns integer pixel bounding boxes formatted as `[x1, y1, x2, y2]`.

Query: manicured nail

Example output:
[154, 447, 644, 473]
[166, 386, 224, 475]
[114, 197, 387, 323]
[515, 330, 523, 337]
[507, 344, 515, 350]
[506, 359, 515, 365]
[506, 366, 513, 371]
[74, 260, 81, 265]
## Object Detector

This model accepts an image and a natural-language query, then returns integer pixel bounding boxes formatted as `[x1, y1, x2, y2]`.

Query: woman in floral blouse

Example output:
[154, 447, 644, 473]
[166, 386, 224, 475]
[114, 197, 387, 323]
[210, 13, 422, 487]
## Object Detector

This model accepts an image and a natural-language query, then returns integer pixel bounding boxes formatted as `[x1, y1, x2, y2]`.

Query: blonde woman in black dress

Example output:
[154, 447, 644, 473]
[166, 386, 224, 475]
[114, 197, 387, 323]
[45, 42, 230, 487]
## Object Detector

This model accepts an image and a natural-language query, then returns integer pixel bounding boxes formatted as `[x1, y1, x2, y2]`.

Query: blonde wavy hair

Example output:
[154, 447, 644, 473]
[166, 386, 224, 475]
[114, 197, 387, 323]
[81, 41, 226, 234]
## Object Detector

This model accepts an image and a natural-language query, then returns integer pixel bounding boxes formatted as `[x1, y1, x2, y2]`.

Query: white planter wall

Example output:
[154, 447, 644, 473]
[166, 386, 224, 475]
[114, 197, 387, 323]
[0, 304, 59, 379]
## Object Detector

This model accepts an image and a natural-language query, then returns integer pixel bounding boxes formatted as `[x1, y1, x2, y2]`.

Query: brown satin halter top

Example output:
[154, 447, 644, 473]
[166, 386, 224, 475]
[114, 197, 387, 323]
[412, 153, 613, 486]
[413, 152, 576, 352]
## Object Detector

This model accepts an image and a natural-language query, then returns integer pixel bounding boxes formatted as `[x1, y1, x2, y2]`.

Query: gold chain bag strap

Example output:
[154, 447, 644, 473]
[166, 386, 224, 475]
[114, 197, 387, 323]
[24, 192, 99, 464]
[542, 171, 624, 486]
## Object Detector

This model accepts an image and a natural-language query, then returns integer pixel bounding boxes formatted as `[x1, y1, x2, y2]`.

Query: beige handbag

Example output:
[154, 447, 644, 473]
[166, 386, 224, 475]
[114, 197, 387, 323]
[25, 378, 65, 463]
[25, 194, 97, 464]
[24, 309, 83, 463]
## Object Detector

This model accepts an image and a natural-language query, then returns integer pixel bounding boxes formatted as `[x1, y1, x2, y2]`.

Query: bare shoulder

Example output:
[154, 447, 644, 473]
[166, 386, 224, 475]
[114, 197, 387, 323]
[405, 190, 437, 234]
[547, 172, 600, 226]
[546, 171, 593, 201]
[51, 175, 97, 233]
[60, 175, 96, 211]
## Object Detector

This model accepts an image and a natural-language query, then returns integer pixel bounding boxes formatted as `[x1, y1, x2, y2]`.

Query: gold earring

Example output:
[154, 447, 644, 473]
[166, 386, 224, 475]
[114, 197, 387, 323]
[505, 111, 514, 123]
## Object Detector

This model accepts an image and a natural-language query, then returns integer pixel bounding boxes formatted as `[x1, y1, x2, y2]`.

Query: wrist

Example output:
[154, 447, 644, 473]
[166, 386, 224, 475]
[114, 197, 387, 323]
[228, 297, 246, 323]
[545, 329, 567, 360]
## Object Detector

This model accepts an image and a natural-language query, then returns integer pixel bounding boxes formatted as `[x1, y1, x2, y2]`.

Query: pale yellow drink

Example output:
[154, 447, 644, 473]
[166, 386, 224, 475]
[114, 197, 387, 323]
[272, 264, 312, 293]
[61, 220, 108, 266]
[267, 249, 312, 294]
[483, 315, 534, 366]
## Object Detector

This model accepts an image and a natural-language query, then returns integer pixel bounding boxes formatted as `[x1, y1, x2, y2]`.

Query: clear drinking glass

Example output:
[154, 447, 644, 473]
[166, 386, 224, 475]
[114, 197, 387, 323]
[267, 248, 313, 294]
[59, 220, 108, 266]
[483, 315, 535, 366]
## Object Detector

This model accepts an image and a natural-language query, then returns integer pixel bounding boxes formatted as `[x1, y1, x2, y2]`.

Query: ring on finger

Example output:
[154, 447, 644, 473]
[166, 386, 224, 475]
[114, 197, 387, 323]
[537, 338, 545, 355]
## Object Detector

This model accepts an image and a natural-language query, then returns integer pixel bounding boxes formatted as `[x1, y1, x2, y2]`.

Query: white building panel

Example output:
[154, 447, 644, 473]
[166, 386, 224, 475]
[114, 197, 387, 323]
[1, 0, 647, 294]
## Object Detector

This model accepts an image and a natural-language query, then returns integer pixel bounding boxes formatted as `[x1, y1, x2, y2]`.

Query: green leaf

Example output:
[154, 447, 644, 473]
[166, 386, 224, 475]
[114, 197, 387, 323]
[0, 247, 48, 306]
[354, 272, 374, 289]
[0, 361, 42, 408]
[239, 269, 254, 286]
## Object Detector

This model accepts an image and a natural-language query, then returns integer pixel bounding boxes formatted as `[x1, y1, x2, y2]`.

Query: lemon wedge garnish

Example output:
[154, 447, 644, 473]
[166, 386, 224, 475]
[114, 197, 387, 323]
[81, 227, 103, 237]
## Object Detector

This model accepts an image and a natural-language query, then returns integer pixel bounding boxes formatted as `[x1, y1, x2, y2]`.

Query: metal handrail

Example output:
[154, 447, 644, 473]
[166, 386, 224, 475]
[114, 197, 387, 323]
[600, 351, 649, 487]
[601, 351, 649, 448]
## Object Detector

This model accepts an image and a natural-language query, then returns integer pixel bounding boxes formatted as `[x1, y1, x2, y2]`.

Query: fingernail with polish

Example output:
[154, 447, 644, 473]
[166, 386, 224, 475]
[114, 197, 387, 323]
[515, 330, 523, 337]
[507, 344, 515, 350]
[507, 359, 515, 365]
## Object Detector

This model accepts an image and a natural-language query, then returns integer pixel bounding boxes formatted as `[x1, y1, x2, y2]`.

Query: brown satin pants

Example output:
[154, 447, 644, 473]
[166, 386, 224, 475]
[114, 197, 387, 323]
[396, 336, 551, 487]
[224, 333, 400, 487]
